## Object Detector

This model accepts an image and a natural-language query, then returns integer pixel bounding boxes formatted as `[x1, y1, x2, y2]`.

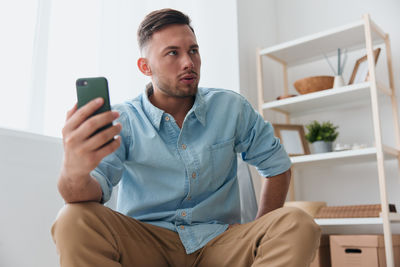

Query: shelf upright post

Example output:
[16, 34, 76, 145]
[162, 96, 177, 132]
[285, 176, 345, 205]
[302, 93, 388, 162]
[363, 13, 395, 267]
[384, 34, 400, 176]
[282, 63, 290, 125]
[282, 63, 289, 99]
[265, 55, 291, 124]
[256, 48, 265, 116]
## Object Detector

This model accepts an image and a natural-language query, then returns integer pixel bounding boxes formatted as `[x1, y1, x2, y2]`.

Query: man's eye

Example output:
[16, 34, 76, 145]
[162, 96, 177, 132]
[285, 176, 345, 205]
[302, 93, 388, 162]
[168, 51, 177, 56]
[190, 49, 198, 54]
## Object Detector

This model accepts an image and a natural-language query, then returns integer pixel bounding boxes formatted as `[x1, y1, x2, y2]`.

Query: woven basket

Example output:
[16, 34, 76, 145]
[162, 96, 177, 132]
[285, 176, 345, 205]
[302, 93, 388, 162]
[293, 76, 334, 95]
[284, 201, 327, 217]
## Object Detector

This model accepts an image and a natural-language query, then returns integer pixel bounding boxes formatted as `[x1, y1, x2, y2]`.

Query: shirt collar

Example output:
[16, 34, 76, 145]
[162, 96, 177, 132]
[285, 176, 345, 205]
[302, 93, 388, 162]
[141, 84, 207, 130]
[192, 88, 206, 126]
[142, 85, 164, 130]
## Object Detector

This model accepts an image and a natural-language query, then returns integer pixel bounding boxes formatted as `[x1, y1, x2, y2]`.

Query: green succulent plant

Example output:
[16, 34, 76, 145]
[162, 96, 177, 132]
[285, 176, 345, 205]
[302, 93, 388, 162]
[305, 120, 339, 143]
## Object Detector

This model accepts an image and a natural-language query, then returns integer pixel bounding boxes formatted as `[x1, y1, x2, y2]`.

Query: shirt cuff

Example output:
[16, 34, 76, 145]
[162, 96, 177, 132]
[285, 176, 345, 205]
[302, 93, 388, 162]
[256, 146, 292, 178]
[90, 169, 112, 203]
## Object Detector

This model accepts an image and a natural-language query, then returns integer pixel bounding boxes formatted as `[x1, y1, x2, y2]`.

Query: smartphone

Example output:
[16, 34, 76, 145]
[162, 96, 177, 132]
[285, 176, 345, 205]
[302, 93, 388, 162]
[76, 77, 113, 140]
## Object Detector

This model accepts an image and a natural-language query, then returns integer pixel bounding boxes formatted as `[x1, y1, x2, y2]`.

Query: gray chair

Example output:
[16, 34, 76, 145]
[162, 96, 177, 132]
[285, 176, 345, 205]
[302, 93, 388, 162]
[106, 155, 259, 223]
[237, 155, 258, 223]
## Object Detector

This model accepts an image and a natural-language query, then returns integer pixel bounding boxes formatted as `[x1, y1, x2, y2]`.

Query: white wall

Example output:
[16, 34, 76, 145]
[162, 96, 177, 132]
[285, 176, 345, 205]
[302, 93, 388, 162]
[4, 1, 240, 138]
[237, 0, 277, 107]
[0, 128, 64, 267]
[98, 0, 241, 104]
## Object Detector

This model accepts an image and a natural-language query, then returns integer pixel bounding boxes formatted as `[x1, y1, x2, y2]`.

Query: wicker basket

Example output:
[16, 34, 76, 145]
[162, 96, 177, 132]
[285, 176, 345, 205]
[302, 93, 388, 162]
[293, 76, 334, 95]
[284, 201, 327, 217]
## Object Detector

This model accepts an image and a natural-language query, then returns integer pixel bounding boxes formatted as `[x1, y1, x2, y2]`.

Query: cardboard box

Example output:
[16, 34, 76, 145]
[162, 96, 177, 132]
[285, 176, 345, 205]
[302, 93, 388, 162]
[310, 235, 331, 267]
[330, 235, 400, 267]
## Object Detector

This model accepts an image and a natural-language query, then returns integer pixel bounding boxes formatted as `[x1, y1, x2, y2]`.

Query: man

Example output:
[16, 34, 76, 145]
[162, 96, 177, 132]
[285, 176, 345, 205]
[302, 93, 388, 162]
[52, 8, 320, 267]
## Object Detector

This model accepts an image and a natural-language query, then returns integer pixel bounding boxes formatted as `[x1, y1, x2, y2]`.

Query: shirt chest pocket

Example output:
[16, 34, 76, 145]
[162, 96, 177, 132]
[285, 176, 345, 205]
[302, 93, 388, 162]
[209, 137, 236, 188]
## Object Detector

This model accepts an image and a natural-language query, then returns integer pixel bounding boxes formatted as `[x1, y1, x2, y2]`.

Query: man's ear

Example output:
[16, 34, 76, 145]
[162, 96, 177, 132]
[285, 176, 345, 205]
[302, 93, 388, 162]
[137, 58, 152, 76]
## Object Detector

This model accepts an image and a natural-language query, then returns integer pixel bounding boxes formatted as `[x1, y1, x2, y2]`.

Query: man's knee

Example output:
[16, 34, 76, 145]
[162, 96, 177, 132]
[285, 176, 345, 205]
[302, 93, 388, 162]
[51, 202, 106, 244]
[266, 207, 321, 241]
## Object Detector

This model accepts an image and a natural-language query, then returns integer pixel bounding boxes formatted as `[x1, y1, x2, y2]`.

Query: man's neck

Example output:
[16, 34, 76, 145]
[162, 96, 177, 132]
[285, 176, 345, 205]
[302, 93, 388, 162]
[148, 86, 195, 128]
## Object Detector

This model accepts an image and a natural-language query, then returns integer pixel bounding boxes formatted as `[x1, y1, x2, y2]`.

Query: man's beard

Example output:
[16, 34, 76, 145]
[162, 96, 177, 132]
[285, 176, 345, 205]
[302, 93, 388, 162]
[154, 76, 199, 98]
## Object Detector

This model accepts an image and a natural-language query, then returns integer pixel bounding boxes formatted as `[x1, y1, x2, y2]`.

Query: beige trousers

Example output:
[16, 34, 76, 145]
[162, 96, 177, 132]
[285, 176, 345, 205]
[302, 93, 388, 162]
[51, 202, 320, 267]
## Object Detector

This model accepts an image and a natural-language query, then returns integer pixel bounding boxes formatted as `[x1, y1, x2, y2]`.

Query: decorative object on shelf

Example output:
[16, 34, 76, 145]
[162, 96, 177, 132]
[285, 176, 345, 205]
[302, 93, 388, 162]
[333, 143, 367, 151]
[305, 120, 339, 153]
[315, 203, 397, 218]
[333, 143, 351, 152]
[333, 75, 344, 88]
[273, 124, 310, 156]
[351, 143, 367, 150]
[323, 48, 348, 88]
[284, 201, 326, 217]
[348, 47, 381, 85]
[334, 143, 367, 151]
[276, 94, 297, 100]
[293, 76, 334, 95]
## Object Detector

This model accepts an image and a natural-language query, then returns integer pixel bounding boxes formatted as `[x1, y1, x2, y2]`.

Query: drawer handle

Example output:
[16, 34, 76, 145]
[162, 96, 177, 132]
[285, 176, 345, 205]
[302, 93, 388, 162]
[345, 248, 362, 254]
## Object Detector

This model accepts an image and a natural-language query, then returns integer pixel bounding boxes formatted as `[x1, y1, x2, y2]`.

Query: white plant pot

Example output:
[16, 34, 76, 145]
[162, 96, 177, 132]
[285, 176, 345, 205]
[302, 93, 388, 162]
[313, 141, 333, 153]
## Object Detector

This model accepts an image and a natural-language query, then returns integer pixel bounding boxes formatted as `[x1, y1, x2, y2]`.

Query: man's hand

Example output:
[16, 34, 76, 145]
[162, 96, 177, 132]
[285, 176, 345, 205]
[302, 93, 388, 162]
[58, 98, 122, 203]
[255, 168, 291, 219]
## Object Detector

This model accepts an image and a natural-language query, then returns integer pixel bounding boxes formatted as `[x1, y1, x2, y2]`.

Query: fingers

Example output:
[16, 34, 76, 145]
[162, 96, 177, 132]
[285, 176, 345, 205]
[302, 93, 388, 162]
[74, 110, 120, 141]
[63, 98, 104, 134]
[65, 103, 78, 121]
[93, 135, 121, 160]
[83, 122, 122, 151]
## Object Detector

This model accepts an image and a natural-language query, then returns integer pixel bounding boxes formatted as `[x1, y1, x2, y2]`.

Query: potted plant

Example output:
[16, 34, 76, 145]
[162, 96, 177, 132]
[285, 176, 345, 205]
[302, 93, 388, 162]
[305, 120, 339, 153]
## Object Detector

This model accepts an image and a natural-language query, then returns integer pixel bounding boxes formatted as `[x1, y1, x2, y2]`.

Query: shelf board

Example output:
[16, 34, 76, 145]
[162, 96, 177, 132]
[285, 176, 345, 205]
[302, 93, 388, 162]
[315, 213, 400, 226]
[290, 146, 398, 165]
[291, 147, 377, 164]
[259, 19, 384, 66]
[262, 82, 371, 116]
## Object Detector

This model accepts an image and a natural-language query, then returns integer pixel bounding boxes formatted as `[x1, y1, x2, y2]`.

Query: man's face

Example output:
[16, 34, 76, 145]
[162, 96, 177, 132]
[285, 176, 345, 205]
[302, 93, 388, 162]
[144, 24, 201, 98]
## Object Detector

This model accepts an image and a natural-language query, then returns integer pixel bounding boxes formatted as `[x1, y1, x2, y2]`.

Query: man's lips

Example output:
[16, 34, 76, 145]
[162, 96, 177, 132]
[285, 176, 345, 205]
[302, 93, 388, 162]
[179, 73, 197, 80]
[179, 73, 197, 84]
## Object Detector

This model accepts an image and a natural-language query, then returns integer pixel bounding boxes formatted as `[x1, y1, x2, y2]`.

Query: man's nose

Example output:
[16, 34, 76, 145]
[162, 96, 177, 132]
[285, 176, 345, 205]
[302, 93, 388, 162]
[182, 54, 194, 70]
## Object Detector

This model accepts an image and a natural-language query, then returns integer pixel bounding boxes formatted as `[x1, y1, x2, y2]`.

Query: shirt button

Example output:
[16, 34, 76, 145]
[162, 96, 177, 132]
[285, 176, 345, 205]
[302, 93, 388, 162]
[192, 172, 196, 179]
[181, 211, 187, 217]
[180, 225, 185, 230]
[181, 144, 187, 150]
[187, 196, 192, 200]
[165, 116, 170, 121]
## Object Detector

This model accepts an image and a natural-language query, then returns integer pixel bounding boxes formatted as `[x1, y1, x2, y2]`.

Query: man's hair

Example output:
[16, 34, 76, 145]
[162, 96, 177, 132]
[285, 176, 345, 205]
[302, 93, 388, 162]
[137, 8, 194, 54]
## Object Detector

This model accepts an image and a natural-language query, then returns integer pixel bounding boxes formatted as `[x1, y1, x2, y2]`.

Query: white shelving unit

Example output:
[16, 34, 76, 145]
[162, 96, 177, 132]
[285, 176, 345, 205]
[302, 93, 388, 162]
[256, 14, 400, 266]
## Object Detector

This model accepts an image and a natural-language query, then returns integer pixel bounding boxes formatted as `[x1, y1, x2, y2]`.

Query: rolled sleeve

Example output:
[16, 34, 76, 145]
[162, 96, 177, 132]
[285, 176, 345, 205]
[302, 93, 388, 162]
[90, 105, 131, 203]
[91, 168, 113, 203]
[234, 99, 291, 178]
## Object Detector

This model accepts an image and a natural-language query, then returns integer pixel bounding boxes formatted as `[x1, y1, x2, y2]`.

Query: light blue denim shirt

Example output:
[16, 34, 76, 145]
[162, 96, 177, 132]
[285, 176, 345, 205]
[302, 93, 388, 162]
[91, 87, 291, 254]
